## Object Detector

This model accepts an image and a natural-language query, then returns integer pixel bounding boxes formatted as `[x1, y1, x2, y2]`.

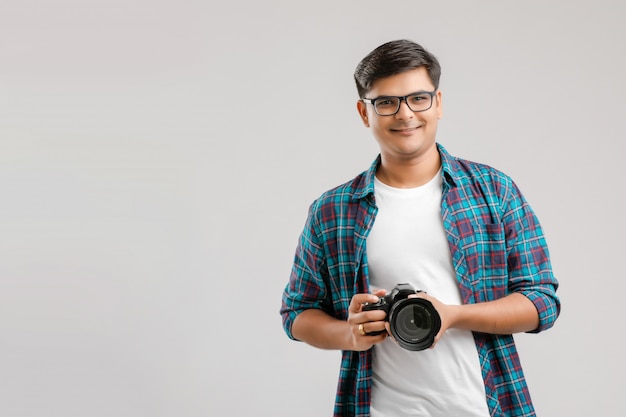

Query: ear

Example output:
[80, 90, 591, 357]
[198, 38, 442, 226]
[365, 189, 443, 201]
[435, 90, 443, 119]
[356, 100, 370, 127]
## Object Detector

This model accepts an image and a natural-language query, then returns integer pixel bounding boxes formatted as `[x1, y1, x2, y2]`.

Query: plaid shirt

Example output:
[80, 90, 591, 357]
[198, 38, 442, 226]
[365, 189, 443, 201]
[281, 143, 560, 417]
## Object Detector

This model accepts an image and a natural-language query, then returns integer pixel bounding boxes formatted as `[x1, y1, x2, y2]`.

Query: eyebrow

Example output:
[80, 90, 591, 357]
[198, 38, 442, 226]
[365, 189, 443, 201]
[369, 90, 436, 100]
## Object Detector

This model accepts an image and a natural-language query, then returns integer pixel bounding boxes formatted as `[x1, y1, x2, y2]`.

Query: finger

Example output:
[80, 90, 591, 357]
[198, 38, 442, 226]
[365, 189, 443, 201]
[427, 326, 445, 349]
[364, 320, 387, 336]
[349, 293, 381, 313]
[357, 322, 387, 339]
[408, 291, 428, 299]
[371, 288, 387, 297]
[384, 322, 396, 342]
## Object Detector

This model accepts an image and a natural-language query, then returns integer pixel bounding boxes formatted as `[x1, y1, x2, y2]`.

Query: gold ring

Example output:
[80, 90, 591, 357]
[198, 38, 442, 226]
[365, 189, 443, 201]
[358, 323, 366, 336]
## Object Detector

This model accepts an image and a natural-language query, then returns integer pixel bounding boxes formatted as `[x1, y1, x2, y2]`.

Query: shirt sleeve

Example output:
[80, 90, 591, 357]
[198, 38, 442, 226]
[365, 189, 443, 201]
[280, 201, 332, 340]
[502, 181, 561, 333]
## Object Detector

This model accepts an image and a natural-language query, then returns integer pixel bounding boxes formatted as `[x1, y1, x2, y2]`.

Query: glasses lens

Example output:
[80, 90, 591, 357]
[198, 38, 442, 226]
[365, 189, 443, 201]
[373, 93, 434, 115]
[374, 97, 400, 116]
[406, 93, 433, 112]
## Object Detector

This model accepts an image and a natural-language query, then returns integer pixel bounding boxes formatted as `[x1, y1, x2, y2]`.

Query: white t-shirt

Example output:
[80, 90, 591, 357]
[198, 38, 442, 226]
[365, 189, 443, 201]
[367, 171, 490, 417]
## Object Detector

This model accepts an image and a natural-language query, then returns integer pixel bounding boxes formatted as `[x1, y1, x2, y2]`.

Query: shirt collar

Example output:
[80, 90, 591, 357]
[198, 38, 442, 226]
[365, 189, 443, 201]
[353, 143, 459, 201]
[437, 143, 459, 188]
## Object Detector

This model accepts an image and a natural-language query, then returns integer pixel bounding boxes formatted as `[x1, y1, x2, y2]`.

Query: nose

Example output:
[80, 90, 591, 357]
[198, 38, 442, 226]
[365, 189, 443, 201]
[395, 98, 414, 119]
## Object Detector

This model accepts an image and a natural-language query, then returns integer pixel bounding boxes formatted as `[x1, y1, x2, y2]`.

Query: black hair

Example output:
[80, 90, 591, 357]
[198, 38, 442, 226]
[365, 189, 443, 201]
[354, 39, 441, 98]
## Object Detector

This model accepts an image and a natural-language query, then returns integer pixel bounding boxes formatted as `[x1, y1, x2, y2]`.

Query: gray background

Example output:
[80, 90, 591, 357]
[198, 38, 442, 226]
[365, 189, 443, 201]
[1, 1, 624, 416]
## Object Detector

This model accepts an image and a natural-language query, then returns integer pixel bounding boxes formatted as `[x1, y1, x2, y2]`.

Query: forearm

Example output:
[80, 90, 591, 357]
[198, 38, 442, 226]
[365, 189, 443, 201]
[447, 293, 539, 334]
[291, 309, 354, 350]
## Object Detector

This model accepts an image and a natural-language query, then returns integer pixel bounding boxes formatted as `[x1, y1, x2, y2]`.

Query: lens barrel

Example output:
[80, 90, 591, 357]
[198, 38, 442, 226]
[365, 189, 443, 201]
[388, 298, 441, 351]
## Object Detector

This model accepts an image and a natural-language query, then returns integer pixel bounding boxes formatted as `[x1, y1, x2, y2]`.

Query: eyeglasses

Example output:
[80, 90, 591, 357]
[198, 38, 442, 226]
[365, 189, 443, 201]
[361, 90, 436, 116]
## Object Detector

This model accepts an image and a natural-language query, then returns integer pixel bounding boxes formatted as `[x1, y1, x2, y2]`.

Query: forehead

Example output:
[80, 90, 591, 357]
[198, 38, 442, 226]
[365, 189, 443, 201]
[368, 67, 435, 97]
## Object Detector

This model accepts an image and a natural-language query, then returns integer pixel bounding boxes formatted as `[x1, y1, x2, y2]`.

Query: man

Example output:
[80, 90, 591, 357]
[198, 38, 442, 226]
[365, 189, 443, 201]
[280, 39, 560, 417]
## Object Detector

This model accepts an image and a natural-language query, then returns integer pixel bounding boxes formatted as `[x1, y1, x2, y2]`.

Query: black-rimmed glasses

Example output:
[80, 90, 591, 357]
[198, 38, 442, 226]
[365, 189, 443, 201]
[361, 90, 436, 116]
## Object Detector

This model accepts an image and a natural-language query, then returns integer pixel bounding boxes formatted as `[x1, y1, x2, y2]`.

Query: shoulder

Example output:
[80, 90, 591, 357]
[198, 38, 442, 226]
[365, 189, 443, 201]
[456, 157, 514, 189]
[438, 145, 528, 219]
[309, 175, 366, 220]
[439, 144, 517, 197]
[308, 158, 377, 215]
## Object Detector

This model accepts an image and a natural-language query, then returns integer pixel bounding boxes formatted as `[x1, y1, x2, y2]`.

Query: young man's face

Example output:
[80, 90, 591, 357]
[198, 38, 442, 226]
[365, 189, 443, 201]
[357, 67, 442, 164]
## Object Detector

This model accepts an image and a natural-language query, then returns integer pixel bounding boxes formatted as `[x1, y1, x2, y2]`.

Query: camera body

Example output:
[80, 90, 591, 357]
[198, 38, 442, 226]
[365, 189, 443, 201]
[362, 283, 441, 351]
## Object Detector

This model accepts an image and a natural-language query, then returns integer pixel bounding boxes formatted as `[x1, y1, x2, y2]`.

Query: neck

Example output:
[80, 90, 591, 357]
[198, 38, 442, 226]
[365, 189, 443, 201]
[376, 147, 441, 188]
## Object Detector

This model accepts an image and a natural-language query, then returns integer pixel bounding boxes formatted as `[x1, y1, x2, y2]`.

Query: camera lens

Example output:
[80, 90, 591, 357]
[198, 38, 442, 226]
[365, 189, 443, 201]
[396, 304, 432, 339]
[388, 298, 441, 351]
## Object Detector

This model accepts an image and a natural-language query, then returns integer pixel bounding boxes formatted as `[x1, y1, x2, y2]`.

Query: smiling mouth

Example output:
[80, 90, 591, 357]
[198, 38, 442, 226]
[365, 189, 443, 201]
[391, 125, 421, 133]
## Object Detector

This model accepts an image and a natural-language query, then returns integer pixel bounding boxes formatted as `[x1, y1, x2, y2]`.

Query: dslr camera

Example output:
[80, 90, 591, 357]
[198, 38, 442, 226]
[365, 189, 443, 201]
[362, 283, 441, 351]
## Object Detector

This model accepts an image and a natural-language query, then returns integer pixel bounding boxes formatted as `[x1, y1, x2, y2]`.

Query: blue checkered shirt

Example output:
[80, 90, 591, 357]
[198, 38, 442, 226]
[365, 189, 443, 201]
[281, 143, 560, 417]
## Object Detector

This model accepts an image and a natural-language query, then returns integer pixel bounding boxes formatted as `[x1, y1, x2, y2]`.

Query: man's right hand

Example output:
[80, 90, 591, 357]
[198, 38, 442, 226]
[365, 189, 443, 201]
[291, 289, 388, 351]
[346, 289, 388, 351]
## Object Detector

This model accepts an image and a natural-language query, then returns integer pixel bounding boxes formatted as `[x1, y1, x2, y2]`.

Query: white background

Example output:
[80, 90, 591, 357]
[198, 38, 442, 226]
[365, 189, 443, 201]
[1, 1, 624, 416]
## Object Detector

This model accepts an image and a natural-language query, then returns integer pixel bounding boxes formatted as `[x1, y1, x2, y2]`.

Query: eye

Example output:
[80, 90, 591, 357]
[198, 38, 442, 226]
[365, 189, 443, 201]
[409, 93, 430, 103]
[376, 97, 398, 108]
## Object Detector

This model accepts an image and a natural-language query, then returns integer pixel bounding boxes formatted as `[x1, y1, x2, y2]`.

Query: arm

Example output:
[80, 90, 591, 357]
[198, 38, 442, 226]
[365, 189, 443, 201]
[414, 292, 539, 347]
[281, 201, 387, 351]
[292, 309, 354, 350]
[500, 180, 560, 332]
[424, 173, 559, 347]
[447, 292, 539, 334]
[292, 290, 388, 352]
